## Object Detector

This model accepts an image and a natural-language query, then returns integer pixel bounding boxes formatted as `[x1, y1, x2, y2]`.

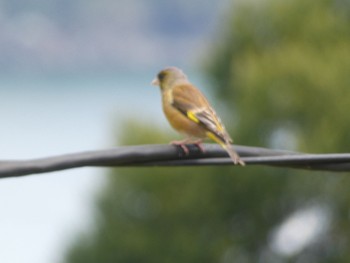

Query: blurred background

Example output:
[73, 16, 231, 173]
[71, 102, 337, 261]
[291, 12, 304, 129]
[1, 0, 350, 262]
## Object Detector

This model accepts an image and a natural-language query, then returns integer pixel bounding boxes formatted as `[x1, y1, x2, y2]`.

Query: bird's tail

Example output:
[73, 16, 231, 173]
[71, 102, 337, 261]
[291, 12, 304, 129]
[206, 131, 245, 166]
[222, 143, 245, 166]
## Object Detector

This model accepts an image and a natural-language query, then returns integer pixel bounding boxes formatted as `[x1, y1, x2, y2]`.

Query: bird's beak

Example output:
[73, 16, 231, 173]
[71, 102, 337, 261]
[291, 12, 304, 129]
[151, 78, 159, 86]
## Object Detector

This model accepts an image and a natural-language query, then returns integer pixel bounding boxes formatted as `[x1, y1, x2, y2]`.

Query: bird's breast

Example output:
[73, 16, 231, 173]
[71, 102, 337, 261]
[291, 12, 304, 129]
[162, 90, 206, 138]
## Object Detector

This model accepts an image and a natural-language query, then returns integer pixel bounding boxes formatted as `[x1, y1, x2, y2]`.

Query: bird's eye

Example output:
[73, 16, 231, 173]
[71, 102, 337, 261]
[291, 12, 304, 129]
[158, 72, 166, 81]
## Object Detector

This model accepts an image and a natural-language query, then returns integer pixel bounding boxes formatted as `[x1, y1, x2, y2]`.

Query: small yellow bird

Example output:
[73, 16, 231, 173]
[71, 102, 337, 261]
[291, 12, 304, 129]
[152, 67, 245, 166]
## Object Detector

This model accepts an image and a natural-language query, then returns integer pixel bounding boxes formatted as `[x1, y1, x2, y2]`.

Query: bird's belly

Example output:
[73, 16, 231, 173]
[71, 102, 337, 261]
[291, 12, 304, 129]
[163, 104, 206, 138]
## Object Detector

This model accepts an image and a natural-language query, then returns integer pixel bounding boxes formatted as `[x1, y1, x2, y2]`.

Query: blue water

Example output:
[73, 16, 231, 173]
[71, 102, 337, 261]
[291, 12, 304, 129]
[0, 71, 209, 158]
[0, 72, 159, 157]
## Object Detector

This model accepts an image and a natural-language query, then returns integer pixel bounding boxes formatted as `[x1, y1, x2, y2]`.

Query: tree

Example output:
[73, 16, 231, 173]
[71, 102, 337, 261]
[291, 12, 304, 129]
[206, 0, 350, 261]
[64, 0, 350, 262]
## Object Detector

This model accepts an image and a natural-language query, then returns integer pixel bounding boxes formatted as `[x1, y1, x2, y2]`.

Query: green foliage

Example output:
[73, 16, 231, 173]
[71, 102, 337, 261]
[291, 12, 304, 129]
[205, 0, 350, 261]
[65, 0, 350, 262]
[208, 0, 350, 152]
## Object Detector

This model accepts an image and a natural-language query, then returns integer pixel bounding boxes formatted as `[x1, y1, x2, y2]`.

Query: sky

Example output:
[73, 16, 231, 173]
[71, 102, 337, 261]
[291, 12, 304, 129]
[0, 0, 230, 74]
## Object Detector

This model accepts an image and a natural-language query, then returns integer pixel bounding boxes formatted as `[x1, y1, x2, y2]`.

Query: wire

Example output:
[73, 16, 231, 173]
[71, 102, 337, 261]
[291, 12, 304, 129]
[0, 144, 349, 179]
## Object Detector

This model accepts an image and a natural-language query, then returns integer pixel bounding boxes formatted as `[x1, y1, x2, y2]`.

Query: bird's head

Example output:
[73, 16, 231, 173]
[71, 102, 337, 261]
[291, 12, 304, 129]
[151, 67, 188, 90]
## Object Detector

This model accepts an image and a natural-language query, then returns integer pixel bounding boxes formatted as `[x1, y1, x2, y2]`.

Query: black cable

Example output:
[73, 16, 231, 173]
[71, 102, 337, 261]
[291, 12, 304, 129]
[0, 144, 349, 179]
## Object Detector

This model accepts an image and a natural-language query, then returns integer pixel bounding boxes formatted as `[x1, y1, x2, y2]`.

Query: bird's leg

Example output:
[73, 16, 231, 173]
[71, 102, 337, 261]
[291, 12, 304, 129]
[170, 138, 205, 155]
[192, 139, 205, 153]
[170, 139, 191, 155]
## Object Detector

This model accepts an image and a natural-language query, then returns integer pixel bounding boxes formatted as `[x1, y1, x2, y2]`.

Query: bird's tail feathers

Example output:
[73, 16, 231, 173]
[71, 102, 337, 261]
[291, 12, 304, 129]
[222, 143, 245, 166]
[207, 132, 245, 166]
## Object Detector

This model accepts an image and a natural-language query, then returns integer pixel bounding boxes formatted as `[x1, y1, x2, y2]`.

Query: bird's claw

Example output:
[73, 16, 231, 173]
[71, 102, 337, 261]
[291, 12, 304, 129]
[170, 139, 205, 155]
[171, 140, 190, 155]
[193, 140, 205, 153]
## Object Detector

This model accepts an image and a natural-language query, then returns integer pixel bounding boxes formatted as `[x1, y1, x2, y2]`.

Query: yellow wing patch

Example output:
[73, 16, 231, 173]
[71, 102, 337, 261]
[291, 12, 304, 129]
[206, 131, 225, 147]
[187, 111, 200, 123]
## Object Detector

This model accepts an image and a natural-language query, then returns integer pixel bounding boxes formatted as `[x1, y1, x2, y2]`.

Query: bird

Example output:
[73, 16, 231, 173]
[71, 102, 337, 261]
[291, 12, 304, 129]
[151, 66, 245, 166]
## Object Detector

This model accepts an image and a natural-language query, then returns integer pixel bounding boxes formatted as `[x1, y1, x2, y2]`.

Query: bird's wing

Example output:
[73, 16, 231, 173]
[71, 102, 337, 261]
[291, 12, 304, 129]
[171, 84, 232, 143]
